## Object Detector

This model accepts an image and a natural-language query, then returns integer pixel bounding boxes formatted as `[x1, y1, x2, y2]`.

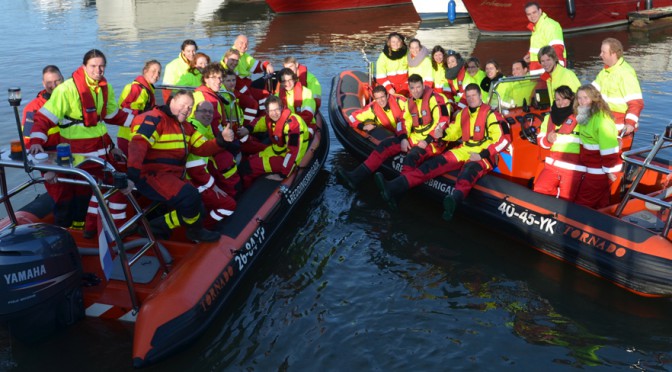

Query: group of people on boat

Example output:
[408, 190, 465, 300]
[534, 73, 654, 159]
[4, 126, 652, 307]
[337, 1, 644, 220]
[20, 34, 322, 242]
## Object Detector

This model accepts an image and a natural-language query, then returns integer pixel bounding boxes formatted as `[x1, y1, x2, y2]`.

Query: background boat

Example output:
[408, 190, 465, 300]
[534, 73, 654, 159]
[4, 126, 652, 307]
[264, 0, 411, 13]
[411, 0, 469, 21]
[462, 0, 672, 35]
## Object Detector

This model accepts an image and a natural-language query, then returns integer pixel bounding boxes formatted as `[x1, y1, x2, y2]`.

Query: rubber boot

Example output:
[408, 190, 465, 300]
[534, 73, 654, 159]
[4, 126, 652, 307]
[336, 164, 371, 190]
[148, 216, 173, 240]
[374, 172, 408, 209]
[185, 219, 221, 243]
[442, 190, 464, 221]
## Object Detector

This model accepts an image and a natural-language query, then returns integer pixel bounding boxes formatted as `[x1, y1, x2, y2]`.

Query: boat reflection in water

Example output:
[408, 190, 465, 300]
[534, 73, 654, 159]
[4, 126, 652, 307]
[254, 4, 420, 54]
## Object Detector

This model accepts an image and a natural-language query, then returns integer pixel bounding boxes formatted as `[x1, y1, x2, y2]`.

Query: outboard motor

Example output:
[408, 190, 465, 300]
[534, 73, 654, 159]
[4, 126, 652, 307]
[0, 223, 83, 341]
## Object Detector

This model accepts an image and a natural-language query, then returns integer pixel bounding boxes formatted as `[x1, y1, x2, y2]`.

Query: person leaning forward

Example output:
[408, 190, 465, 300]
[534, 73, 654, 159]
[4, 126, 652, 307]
[126, 90, 237, 243]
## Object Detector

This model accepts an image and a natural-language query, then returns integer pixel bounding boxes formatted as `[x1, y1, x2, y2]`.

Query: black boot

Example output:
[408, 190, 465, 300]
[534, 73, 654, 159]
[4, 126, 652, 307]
[442, 190, 464, 221]
[336, 164, 371, 190]
[185, 220, 220, 243]
[374, 172, 408, 209]
[148, 217, 172, 240]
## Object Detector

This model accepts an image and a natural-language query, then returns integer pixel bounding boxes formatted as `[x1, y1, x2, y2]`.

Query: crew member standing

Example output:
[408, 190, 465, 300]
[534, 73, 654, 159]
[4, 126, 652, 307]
[539, 46, 580, 106]
[376, 32, 409, 95]
[591, 37, 644, 152]
[523, 1, 566, 75]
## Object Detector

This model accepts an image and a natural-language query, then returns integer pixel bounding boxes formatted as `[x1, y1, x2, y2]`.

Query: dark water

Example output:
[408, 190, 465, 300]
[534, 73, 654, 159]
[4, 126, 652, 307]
[2, 1, 672, 371]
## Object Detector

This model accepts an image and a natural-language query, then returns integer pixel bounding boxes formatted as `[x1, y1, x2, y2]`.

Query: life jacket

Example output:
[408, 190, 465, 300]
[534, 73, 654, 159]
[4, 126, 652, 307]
[72, 66, 108, 126]
[371, 95, 404, 133]
[409, 87, 448, 132]
[133, 75, 156, 112]
[449, 67, 467, 95]
[279, 81, 304, 110]
[268, 108, 292, 147]
[461, 104, 493, 146]
[296, 64, 308, 87]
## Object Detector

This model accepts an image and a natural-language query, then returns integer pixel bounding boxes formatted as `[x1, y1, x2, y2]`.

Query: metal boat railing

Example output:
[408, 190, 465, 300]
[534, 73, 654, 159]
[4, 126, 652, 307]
[488, 74, 543, 112]
[616, 124, 672, 237]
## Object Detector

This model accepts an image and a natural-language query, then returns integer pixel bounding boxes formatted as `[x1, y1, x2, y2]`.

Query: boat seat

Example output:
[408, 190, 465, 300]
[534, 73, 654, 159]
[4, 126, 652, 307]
[216, 177, 281, 239]
[110, 255, 160, 284]
[623, 210, 665, 232]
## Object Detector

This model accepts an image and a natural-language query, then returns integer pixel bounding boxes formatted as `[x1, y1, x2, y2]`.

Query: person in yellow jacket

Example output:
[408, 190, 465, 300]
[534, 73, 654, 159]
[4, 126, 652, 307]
[523, 2, 566, 75]
[539, 46, 580, 106]
[175, 52, 210, 87]
[430, 46, 449, 94]
[117, 60, 161, 155]
[226, 34, 274, 89]
[162, 39, 198, 102]
[591, 37, 644, 152]
[277, 68, 317, 135]
[407, 39, 433, 88]
[282, 56, 322, 109]
[495, 60, 537, 108]
[464, 57, 486, 92]
[376, 32, 409, 95]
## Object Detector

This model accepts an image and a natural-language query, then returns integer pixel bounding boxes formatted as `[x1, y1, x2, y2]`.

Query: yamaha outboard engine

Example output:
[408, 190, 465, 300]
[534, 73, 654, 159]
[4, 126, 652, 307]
[0, 223, 83, 341]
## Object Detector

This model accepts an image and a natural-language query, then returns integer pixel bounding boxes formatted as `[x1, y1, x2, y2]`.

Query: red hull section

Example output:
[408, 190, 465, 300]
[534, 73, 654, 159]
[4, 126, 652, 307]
[462, 0, 672, 35]
[265, 0, 412, 13]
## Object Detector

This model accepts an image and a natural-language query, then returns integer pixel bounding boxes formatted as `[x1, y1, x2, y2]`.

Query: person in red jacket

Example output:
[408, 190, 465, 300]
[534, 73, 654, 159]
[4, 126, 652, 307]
[127, 90, 237, 242]
[22, 65, 64, 143]
[277, 67, 317, 135]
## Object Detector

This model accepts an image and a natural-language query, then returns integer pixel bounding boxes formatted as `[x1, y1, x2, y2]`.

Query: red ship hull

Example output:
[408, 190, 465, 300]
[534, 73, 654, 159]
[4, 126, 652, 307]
[265, 0, 412, 13]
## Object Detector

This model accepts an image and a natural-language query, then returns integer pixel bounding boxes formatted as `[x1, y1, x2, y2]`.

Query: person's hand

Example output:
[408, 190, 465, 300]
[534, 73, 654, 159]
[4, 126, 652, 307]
[110, 147, 127, 162]
[400, 138, 410, 153]
[266, 174, 283, 181]
[363, 123, 376, 131]
[623, 124, 635, 136]
[388, 88, 396, 95]
[417, 140, 428, 149]
[237, 126, 250, 139]
[469, 152, 482, 162]
[434, 125, 445, 139]
[212, 185, 228, 199]
[547, 131, 557, 143]
[44, 171, 57, 184]
[607, 173, 617, 182]
[265, 63, 274, 74]
[523, 54, 530, 63]
[29, 144, 44, 155]
[222, 122, 235, 142]
[120, 179, 134, 195]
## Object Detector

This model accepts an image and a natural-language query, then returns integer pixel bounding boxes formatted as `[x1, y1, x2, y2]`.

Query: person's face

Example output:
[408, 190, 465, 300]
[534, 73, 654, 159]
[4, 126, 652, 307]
[171, 94, 194, 122]
[84, 57, 106, 81]
[485, 63, 498, 79]
[511, 62, 526, 77]
[539, 54, 555, 73]
[43, 71, 63, 94]
[234, 37, 249, 53]
[600, 43, 618, 67]
[183, 45, 197, 62]
[267, 102, 282, 121]
[143, 64, 161, 85]
[433, 51, 444, 64]
[195, 56, 208, 70]
[373, 91, 388, 108]
[409, 81, 424, 99]
[281, 74, 295, 91]
[204, 73, 223, 92]
[409, 41, 420, 56]
[389, 36, 402, 51]
[525, 5, 541, 24]
[223, 74, 236, 91]
[283, 62, 298, 75]
[577, 90, 591, 108]
[447, 56, 458, 68]
[466, 61, 478, 76]
[225, 55, 239, 70]
[555, 93, 571, 108]
[465, 88, 482, 108]
[194, 102, 214, 124]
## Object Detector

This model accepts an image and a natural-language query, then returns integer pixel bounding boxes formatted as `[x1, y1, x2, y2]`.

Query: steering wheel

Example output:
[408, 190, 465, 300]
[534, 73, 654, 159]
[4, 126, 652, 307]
[519, 113, 544, 145]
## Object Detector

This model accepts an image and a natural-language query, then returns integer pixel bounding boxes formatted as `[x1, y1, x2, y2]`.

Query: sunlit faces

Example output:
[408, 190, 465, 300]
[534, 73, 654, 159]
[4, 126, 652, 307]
[373, 91, 388, 108]
[511, 62, 527, 77]
[539, 54, 556, 73]
[599, 43, 618, 67]
[42, 71, 63, 94]
[195, 55, 209, 71]
[194, 101, 215, 124]
[576, 90, 591, 107]
[554, 92, 572, 108]
[283, 62, 298, 75]
[204, 73, 223, 92]
[525, 5, 541, 24]
[222, 74, 236, 91]
[465, 88, 482, 108]
[281, 75, 295, 90]
[409, 41, 421, 57]
[484, 63, 499, 79]
[433, 51, 444, 64]
[224, 56, 239, 70]
[267, 102, 282, 121]
[446, 55, 458, 68]
[388, 35, 402, 51]
[234, 36, 249, 54]
[409, 81, 425, 99]
[84, 57, 106, 81]
[183, 45, 197, 62]
[143, 63, 161, 85]
[170, 94, 194, 122]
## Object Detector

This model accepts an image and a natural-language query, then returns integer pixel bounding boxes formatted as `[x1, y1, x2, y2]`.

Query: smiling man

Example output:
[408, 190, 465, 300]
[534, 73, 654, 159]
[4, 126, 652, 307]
[523, 1, 566, 75]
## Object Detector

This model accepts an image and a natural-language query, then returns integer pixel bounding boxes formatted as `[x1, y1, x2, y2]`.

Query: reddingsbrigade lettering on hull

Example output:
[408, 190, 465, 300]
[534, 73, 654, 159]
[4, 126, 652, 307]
[284, 160, 320, 204]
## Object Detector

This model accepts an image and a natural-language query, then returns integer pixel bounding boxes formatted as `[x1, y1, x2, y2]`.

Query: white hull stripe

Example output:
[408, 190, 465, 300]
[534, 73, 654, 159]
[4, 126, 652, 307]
[86, 303, 113, 317]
